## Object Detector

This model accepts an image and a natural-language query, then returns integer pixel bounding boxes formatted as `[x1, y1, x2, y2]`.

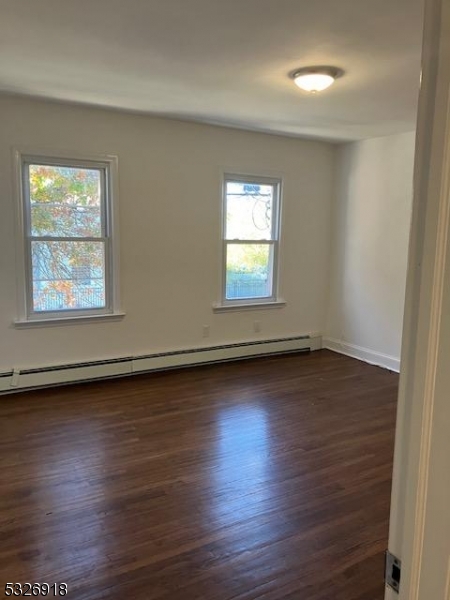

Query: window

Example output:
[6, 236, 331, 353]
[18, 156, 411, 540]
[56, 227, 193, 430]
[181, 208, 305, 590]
[15, 151, 121, 324]
[221, 174, 282, 306]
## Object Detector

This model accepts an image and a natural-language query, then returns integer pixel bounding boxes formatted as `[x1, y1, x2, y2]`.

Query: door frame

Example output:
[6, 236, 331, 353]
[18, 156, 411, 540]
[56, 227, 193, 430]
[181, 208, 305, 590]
[387, 0, 450, 597]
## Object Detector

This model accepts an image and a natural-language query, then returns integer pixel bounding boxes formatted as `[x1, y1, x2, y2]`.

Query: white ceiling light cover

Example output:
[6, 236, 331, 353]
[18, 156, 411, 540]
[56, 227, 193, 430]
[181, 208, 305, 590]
[294, 73, 335, 92]
[291, 66, 344, 93]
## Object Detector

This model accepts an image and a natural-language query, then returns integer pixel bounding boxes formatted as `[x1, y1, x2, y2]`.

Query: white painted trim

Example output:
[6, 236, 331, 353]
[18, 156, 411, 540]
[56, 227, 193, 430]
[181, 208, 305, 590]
[387, 1, 450, 598]
[404, 13, 450, 595]
[212, 299, 286, 312]
[12, 147, 29, 322]
[12, 147, 122, 323]
[0, 334, 321, 394]
[323, 337, 400, 372]
[14, 311, 126, 328]
[220, 172, 282, 308]
[445, 558, 450, 600]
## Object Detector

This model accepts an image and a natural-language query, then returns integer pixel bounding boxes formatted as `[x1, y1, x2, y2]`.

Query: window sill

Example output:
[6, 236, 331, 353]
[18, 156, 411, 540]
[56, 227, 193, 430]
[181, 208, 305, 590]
[14, 312, 126, 329]
[212, 300, 286, 313]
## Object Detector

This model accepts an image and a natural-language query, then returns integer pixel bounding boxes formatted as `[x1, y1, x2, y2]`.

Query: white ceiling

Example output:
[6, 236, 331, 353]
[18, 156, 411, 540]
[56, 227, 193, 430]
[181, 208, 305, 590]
[0, 0, 424, 141]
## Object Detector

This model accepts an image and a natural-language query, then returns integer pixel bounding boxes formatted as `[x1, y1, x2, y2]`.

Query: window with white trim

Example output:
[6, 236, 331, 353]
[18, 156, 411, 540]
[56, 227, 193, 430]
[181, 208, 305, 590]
[222, 174, 281, 305]
[16, 151, 120, 322]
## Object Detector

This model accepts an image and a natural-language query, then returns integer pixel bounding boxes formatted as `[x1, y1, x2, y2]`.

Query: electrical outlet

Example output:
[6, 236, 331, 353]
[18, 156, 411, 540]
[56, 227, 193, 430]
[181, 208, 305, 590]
[202, 325, 210, 338]
[253, 321, 261, 333]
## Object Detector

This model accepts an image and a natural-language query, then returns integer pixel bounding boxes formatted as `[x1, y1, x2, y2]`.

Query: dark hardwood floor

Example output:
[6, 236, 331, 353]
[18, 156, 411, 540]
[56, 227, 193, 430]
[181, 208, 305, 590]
[0, 350, 398, 600]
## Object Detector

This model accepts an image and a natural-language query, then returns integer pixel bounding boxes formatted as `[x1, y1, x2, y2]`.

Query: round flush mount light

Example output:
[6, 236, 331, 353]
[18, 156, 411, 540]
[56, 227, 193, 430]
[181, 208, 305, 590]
[291, 66, 344, 93]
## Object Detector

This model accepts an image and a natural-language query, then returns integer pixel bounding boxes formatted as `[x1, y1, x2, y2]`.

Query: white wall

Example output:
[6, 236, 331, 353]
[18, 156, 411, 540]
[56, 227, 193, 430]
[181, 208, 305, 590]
[325, 132, 416, 371]
[0, 95, 334, 371]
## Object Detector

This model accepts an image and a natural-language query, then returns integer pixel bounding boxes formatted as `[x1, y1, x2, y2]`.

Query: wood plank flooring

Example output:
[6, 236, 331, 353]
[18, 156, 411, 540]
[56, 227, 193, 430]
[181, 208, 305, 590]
[0, 350, 398, 600]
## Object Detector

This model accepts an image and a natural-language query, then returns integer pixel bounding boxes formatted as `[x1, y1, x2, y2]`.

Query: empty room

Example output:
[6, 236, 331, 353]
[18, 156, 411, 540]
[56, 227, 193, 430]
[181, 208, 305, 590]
[2, 0, 444, 598]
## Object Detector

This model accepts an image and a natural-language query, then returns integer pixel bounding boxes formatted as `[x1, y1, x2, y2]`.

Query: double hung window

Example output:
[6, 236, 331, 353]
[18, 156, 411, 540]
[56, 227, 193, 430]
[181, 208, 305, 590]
[15, 151, 120, 323]
[222, 174, 281, 306]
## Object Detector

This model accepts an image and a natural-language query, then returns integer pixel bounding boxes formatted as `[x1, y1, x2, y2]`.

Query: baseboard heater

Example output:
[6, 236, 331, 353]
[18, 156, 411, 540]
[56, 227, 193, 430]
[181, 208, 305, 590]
[0, 334, 321, 394]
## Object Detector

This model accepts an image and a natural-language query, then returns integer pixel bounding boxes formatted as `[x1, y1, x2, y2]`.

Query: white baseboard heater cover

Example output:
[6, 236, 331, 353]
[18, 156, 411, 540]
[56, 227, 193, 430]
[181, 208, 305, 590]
[0, 334, 321, 394]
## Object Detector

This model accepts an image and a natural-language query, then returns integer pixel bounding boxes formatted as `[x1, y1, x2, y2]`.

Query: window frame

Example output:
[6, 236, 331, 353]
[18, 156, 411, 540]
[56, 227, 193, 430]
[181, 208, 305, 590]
[13, 149, 122, 326]
[220, 173, 282, 308]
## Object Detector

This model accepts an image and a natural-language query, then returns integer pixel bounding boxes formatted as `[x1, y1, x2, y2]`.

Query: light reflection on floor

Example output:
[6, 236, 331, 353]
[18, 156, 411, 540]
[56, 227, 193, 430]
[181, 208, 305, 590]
[31, 421, 108, 582]
[211, 404, 271, 528]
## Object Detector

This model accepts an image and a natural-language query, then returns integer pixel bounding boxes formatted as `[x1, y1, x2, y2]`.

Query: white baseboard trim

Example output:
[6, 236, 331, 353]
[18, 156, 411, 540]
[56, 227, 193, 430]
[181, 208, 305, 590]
[323, 337, 400, 372]
[0, 334, 322, 394]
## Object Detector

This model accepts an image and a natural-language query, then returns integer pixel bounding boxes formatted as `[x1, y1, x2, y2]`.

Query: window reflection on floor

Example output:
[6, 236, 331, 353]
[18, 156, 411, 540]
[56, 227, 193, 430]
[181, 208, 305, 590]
[211, 404, 270, 528]
[32, 421, 107, 580]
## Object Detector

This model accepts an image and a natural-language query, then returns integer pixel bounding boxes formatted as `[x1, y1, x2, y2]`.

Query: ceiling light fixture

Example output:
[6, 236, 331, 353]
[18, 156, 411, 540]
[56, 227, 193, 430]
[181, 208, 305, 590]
[291, 66, 344, 93]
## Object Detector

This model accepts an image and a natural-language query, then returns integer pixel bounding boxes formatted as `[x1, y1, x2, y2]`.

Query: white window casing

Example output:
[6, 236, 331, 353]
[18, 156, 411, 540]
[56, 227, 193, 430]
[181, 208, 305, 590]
[13, 148, 123, 326]
[215, 172, 285, 311]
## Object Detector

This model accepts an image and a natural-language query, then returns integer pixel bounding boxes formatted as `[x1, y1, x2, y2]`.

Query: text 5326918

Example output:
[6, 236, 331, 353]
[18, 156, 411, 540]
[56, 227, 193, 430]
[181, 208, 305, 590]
[5, 583, 68, 596]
